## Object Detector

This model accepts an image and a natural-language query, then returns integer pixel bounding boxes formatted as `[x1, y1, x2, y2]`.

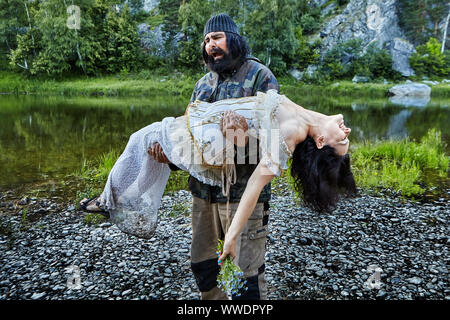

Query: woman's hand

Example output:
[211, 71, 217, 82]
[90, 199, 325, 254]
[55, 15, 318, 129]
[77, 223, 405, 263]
[218, 235, 237, 266]
[148, 142, 170, 164]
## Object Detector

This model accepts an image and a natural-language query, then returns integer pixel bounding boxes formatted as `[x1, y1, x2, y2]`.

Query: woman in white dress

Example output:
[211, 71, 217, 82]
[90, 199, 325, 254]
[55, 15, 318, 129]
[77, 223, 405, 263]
[79, 90, 356, 254]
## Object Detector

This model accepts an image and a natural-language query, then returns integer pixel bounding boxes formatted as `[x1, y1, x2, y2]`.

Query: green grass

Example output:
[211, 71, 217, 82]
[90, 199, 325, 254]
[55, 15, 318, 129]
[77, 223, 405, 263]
[2, 71, 448, 98]
[75, 149, 190, 208]
[280, 79, 450, 98]
[0, 70, 198, 98]
[351, 129, 448, 197]
[74, 150, 120, 207]
[83, 213, 108, 226]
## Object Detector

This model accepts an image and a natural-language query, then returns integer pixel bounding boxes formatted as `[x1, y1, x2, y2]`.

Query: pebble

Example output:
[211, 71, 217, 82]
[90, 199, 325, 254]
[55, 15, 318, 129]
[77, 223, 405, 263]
[0, 189, 448, 300]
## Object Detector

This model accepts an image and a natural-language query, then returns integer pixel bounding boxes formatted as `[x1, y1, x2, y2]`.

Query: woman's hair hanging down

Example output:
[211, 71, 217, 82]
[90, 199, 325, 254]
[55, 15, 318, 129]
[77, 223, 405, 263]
[290, 136, 357, 212]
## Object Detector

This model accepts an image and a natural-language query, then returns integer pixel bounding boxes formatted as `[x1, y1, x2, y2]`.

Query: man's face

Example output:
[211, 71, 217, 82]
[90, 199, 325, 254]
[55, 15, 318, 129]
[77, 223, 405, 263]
[204, 31, 228, 61]
[204, 31, 237, 74]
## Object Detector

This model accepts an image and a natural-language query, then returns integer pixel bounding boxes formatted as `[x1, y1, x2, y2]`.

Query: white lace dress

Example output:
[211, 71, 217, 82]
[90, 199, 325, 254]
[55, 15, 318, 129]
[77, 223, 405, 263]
[98, 89, 292, 238]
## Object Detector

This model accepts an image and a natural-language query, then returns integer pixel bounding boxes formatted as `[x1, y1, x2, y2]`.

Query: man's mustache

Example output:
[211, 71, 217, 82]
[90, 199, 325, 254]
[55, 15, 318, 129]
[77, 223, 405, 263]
[209, 47, 226, 56]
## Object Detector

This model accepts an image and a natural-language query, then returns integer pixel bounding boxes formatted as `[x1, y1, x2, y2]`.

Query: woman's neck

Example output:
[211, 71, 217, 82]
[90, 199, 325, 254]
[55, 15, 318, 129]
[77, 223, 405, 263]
[280, 97, 327, 146]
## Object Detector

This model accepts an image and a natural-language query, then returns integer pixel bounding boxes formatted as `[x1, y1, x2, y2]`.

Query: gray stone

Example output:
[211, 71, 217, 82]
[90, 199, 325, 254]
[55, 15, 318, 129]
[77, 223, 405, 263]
[30, 292, 46, 300]
[388, 83, 431, 97]
[352, 75, 370, 83]
[407, 277, 423, 285]
[288, 68, 304, 81]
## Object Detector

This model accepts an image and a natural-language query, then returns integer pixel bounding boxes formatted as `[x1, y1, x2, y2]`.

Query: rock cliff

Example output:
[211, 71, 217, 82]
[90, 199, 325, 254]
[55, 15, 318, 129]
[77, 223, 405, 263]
[318, 0, 415, 76]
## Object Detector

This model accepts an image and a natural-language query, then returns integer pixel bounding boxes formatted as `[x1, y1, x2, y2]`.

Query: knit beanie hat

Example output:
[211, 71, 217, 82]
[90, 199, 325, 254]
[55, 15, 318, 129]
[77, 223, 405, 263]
[203, 13, 240, 37]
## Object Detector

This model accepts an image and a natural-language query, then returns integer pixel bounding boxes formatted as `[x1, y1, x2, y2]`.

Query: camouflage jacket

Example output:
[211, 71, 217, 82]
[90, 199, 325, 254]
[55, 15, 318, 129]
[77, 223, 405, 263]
[188, 57, 279, 203]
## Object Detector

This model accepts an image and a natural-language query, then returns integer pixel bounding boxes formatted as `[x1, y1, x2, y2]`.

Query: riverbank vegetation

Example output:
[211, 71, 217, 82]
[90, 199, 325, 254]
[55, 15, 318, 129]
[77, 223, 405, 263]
[351, 129, 448, 198]
[1, 70, 449, 100]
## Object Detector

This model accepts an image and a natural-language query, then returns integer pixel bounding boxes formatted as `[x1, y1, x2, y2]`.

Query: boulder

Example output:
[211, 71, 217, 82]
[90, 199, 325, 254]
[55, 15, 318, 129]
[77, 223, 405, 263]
[388, 83, 431, 97]
[288, 68, 304, 81]
[352, 75, 370, 83]
[422, 80, 439, 86]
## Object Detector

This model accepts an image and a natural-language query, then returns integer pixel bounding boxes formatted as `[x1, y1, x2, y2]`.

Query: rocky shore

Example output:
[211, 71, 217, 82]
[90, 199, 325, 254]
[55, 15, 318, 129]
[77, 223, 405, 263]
[0, 186, 448, 300]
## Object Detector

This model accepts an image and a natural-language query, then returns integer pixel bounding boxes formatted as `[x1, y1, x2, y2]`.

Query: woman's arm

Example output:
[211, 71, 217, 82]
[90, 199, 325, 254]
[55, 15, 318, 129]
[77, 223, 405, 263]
[218, 160, 276, 263]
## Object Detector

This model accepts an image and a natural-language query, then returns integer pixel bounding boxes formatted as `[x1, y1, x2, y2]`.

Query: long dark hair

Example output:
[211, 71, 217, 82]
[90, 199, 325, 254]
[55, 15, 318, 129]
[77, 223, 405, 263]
[202, 31, 250, 73]
[290, 136, 357, 212]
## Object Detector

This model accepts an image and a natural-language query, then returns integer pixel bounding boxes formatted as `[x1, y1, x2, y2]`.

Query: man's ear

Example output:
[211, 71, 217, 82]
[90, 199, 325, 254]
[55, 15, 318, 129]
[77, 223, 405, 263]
[314, 135, 325, 149]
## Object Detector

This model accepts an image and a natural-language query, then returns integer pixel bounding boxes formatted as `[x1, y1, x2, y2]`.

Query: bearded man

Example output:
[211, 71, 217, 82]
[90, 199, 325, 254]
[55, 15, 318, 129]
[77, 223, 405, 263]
[150, 13, 279, 300]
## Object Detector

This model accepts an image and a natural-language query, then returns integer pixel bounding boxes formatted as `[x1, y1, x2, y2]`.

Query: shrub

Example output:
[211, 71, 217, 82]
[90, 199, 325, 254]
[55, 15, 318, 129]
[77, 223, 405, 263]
[409, 37, 450, 78]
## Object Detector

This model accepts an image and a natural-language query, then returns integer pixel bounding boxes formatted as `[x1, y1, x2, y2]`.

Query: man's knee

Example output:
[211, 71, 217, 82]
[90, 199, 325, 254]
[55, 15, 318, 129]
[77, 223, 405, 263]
[191, 258, 220, 292]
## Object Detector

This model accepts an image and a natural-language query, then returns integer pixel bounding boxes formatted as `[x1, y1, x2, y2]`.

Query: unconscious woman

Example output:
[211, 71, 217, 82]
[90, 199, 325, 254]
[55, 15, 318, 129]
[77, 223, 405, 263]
[79, 89, 356, 261]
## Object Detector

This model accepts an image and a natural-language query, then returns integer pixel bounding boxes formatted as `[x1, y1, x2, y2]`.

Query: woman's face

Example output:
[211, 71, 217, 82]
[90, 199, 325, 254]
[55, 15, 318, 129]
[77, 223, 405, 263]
[322, 114, 351, 155]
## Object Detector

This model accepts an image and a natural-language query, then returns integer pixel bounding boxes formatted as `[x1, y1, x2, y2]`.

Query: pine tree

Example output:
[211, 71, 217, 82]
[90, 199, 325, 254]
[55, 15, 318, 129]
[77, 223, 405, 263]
[243, 0, 297, 75]
[177, 0, 211, 68]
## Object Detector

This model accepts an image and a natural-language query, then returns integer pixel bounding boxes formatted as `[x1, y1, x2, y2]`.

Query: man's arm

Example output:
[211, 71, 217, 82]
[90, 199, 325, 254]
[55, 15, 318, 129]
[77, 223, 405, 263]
[254, 67, 280, 94]
[149, 81, 201, 169]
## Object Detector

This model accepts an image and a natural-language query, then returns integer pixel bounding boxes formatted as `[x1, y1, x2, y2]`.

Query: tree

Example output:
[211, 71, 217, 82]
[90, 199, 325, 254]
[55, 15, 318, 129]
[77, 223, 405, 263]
[104, 4, 142, 73]
[177, 0, 211, 68]
[8, 0, 144, 76]
[398, 0, 449, 46]
[409, 37, 449, 78]
[244, 0, 298, 75]
[0, 0, 30, 70]
[157, 0, 182, 59]
[294, 27, 320, 70]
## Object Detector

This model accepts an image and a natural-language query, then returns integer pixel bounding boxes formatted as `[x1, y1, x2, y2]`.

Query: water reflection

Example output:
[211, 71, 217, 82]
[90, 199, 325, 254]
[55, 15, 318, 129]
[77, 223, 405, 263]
[0, 94, 448, 189]
[389, 95, 430, 107]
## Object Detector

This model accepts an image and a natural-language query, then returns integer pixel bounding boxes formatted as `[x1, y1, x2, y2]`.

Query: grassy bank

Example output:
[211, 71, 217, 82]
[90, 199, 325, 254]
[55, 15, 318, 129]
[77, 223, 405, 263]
[351, 129, 448, 198]
[1, 71, 449, 98]
[0, 71, 198, 98]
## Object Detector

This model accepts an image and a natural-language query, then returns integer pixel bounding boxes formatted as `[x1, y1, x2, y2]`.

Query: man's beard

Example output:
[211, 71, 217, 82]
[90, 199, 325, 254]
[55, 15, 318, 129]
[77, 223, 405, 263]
[205, 48, 238, 74]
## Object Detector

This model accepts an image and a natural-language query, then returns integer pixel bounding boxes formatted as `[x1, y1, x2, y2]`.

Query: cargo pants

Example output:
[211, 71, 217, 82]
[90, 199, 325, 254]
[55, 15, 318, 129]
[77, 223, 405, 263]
[190, 196, 269, 300]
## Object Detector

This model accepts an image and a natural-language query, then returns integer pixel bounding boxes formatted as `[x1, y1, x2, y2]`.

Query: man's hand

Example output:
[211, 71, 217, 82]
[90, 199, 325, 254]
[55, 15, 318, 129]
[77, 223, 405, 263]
[148, 142, 170, 164]
[220, 110, 249, 147]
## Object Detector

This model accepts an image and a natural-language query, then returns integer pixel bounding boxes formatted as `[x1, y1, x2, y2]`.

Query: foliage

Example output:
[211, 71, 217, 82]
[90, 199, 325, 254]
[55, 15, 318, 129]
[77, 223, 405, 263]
[397, 0, 448, 46]
[177, 0, 211, 69]
[0, 0, 31, 70]
[363, 42, 397, 80]
[336, 0, 349, 6]
[293, 27, 320, 70]
[312, 40, 403, 82]
[244, 0, 298, 75]
[409, 37, 450, 79]
[104, 4, 143, 73]
[8, 0, 145, 76]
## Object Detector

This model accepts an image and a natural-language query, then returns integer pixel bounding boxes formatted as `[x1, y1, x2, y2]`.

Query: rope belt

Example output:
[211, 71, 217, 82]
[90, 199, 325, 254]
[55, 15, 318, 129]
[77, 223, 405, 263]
[221, 162, 237, 231]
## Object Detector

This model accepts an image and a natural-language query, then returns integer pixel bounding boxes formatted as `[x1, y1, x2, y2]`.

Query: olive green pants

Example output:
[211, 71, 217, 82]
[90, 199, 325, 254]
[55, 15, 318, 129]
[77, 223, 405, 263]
[190, 196, 269, 300]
